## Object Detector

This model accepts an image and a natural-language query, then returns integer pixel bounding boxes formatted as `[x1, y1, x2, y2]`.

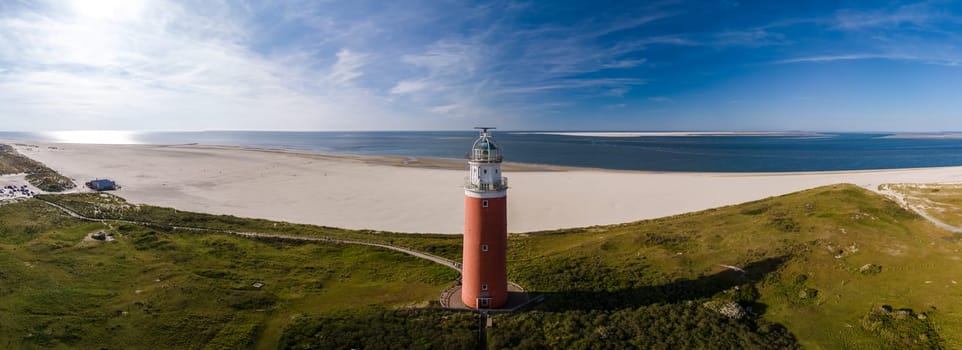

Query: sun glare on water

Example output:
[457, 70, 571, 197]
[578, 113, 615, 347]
[43, 130, 142, 144]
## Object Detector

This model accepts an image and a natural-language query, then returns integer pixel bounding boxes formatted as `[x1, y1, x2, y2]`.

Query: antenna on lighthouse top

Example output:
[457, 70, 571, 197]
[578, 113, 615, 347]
[474, 126, 496, 136]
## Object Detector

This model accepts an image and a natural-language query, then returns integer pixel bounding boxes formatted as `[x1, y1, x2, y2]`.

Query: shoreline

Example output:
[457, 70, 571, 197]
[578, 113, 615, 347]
[7, 140, 962, 234]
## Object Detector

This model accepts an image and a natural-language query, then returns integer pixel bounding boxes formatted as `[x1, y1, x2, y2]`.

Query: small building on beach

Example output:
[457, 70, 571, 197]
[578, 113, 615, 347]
[86, 179, 118, 191]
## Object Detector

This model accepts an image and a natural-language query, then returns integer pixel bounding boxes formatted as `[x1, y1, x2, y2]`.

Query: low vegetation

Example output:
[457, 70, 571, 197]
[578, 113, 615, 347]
[279, 308, 479, 349]
[860, 305, 942, 348]
[500, 184, 956, 349]
[489, 304, 798, 349]
[4, 184, 962, 349]
[24, 168, 76, 192]
[881, 183, 962, 227]
[0, 144, 75, 192]
[35, 192, 463, 260]
[0, 200, 457, 349]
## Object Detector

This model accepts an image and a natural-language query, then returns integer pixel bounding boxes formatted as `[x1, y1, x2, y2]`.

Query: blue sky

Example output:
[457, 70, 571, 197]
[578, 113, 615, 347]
[1, 0, 962, 131]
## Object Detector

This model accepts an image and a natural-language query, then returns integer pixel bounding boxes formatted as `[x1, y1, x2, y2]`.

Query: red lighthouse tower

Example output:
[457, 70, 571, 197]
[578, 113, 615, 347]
[461, 127, 509, 309]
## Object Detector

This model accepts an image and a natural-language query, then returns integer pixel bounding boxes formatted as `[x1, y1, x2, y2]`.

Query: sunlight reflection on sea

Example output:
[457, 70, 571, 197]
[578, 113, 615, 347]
[41, 130, 142, 144]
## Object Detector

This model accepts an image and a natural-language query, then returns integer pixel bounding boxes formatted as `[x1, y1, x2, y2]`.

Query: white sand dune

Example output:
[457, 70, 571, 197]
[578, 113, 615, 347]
[10, 142, 962, 234]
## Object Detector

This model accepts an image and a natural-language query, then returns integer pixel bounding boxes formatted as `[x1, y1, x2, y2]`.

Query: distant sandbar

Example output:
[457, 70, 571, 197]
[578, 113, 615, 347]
[880, 133, 962, 139]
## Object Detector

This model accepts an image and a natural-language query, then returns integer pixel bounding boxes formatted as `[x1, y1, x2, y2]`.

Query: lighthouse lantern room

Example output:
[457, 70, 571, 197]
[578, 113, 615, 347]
[461, 127, 509, 309]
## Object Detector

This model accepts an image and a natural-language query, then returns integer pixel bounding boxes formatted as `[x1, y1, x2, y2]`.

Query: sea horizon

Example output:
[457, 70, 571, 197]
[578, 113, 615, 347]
[4, 130, 962, 173]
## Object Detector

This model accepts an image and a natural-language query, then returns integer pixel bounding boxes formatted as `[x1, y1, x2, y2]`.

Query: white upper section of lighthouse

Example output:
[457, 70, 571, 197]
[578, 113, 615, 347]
[465, 127, 508, 196]
[470, 130, 502, 162]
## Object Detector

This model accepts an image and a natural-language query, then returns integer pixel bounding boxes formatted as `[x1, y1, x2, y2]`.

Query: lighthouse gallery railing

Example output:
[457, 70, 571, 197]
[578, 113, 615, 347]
[464, 176, 508, 191]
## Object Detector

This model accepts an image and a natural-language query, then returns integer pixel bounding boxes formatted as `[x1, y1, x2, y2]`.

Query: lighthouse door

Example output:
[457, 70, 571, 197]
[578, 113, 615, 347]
[477, 298, 491, 309]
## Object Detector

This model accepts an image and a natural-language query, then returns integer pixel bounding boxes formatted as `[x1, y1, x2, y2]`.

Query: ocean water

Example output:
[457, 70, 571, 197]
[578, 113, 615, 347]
[2, 131, 962, 172]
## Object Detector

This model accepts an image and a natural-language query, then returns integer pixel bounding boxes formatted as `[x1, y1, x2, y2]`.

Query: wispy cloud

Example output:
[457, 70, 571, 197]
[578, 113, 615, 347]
[0, 0, 411, 130]
[775, 54, 909, 64]
[389, 79, 428, 95]
[495, 79, 647, 95]
[3, 1, 962, 131]
[755, 2, 962, 68]
[430, 103, 461, 114]
[777, 53, 960, 66]
[383, 4, 684, 120]
[327, 49, 367, 85]
[832, 3, 945, 30]
[601, 58, 648, 69]
[711, 29, 791, 47]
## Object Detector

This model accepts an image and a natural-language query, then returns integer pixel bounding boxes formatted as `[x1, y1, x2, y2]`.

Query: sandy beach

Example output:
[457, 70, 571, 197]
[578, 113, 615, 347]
[10, 142, 962, 234]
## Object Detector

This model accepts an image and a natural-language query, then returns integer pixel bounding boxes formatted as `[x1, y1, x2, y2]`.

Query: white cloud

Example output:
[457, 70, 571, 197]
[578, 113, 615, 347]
[0, 0, 412, 131]
[495, 79, 646, 95]
[430, 103, 461, 114]
[378, 4, 683, 122]
[390, 79, 428, 95]
[401, 40, 480, 77]
[68, 0, 147, 22]
[601, 58, 647, 69]
[833, 3, 940, 30]
[776, 54, 912, 64]
[327, 49, 367, 85]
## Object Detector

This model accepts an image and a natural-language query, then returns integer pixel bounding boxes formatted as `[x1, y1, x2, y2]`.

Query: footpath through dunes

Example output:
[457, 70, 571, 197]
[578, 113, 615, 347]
[12, 142, 962, 233]
[4, 184, 962, 348]
[36, 194, 462, 272]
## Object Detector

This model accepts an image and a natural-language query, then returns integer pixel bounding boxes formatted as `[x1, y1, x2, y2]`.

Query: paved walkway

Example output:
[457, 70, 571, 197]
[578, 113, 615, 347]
[37, 197, 462, 272]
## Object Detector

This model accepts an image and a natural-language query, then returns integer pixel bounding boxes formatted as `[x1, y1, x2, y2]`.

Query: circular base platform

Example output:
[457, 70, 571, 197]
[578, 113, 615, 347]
[440, 282, 531, 311]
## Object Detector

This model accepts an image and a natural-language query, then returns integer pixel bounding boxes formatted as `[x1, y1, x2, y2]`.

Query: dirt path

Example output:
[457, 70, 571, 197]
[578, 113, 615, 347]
[37, 197, 462, 271]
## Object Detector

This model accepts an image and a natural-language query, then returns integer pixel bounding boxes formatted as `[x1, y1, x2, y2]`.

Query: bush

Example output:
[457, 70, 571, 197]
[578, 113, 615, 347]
[490, 304, 798, 349]
[861, 306, 943, 349]
[279, 307, 478, 349]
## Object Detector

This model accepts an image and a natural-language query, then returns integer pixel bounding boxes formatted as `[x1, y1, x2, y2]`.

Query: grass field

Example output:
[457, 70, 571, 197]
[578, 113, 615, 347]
[0, 200, 458, 349]
[3, 184, 961, 349]
[501, 184, 959, 349]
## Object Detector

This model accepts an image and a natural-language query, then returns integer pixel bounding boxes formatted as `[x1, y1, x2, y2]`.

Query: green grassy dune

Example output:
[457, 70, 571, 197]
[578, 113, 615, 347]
[2, 184, 960, 349]
[0, 200, 457, 349]
[501, 184, 958, 349]
[0, 144, 75, 192]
